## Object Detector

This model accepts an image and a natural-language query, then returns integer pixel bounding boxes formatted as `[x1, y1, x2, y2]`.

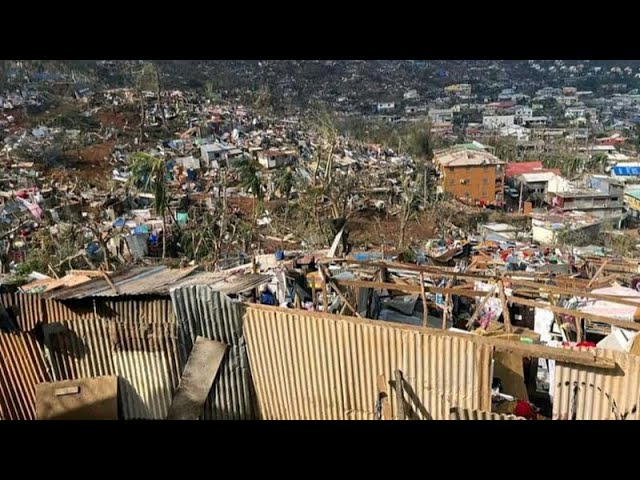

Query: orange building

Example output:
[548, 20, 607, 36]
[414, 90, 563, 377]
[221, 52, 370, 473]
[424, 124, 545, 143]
[434, 146, 506, 207]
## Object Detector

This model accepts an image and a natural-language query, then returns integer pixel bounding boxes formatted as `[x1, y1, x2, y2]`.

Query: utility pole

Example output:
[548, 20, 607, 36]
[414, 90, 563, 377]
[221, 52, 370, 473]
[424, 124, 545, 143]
[518, 180, 524, 213]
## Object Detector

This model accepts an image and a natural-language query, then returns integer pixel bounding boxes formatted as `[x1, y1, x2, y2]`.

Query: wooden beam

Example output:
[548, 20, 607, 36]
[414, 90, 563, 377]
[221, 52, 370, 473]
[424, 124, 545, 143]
[420, 272, 428, 328]
[507, 295, 640, 332]
[394, 370, 406, 420]
[377, 375, 392, 420]
[322, 268, 362, 318]
[499, 279, 512, 333]
[509, 278, 640, 307]
[587, 259, 609, 289]
[345, 259, 549, 281]
[490, 339, 614, 369]
[100, 270, 119, 295]
[333, 278, 486, 298]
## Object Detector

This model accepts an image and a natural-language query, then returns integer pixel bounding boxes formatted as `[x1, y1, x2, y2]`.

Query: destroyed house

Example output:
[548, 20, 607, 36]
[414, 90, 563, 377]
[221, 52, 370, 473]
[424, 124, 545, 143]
[547, 175, 625, 220]
[0, 265, 272, 420]
[257, 149, 297, 169]
[199, 143, 243, 168]
[434, 146, 506, 207]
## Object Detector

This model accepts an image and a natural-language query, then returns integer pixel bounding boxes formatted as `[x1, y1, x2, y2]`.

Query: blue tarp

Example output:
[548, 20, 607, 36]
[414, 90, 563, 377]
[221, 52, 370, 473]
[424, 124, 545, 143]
[613, 166, 640, 176]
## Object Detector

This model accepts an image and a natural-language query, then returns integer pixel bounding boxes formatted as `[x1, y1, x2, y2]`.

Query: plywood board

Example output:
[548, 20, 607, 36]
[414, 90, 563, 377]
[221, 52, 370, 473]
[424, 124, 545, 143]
[167, 336, 228, 420]
[493, 352, 528, 401]
[36, 376, 118, 420]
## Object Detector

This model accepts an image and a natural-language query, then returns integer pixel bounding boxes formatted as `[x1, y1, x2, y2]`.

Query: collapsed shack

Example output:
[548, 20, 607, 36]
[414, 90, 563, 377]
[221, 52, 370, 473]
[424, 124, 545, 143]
[4, 249, 640, 420]
[0, 265, 270, 420]
[264, 251, 640, 419]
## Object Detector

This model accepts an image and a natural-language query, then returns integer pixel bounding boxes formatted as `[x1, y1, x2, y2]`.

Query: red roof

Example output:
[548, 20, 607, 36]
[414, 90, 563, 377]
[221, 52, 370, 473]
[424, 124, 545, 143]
[506, 161, 561, 178]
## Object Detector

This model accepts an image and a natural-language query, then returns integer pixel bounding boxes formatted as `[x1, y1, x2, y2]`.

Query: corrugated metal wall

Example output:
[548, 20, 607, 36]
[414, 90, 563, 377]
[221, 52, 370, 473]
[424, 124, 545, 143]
[42, 318, 180, 420]
[111, 321, 180, 419]
[244, 306, 493, 420]
[44, 298, 96, 323]
[171, 286, 258, 420]
[554, 348, 640, 420]
[0, 292, 43, 331]
[0, 331, 50, 420]
[449, 407, 524, 420]
[0, 293, 174, 329]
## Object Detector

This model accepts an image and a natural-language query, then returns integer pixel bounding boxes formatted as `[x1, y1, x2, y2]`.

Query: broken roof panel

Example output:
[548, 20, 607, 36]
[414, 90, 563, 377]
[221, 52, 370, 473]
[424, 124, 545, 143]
[43, 266, 199, 300]
[174, 272, 272, 295]
[434, 146, 505, 167]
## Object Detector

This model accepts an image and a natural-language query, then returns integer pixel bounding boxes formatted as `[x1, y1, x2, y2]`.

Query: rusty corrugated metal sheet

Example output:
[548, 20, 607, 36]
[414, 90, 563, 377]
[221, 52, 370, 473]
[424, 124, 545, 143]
[243, 305, 493, 420]
[44, 266, 199, 300]
[0, 292, 43, 331]
[42, 317, 180, 419]
[43, 318, 115, 380]
[553, 347, 640, 420]
[101, 298, 175, 323]
[0, 293, 174, 326]
[176, 272, 272, 295]
[0, 331, 50, 420]
[44, 298, 95, 323]
[449, 407, 524, 420]
[110, 320, 180, 419]
[170, 286, 259, 420]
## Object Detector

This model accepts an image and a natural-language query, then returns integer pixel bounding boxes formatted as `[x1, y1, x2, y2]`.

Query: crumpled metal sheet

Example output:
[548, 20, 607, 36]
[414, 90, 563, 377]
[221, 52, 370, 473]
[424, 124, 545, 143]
[170, 286, 258, 420]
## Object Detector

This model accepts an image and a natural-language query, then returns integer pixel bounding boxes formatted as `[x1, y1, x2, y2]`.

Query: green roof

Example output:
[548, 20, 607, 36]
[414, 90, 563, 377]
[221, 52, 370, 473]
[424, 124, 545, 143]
[456, 142, 486, 151]
[625, 190, 640, 201]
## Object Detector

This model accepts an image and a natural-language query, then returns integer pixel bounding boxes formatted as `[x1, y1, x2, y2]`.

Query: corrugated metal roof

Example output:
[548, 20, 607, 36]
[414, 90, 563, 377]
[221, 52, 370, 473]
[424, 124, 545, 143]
[0, 331, 50, 420]
[449, 407, 524, 420]
[170, 286, 259, 420]
[44, 266, 199, 300]
[175, 272, 272, 295]
[244, 305, 493, 420]
[554, 347, 640, 420]
[43, 266, 270, 300]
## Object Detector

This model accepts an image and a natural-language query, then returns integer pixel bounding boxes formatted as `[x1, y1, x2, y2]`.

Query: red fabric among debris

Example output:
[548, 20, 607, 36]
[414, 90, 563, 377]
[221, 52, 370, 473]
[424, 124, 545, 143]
[514, 400, 537, 420]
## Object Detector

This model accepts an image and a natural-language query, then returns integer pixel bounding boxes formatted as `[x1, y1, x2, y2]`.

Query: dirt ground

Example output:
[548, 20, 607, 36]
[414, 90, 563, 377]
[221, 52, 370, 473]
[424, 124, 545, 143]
[349, 209, 437, 247]
[95, 109, 129, 129]
[45, 140, 117, 189]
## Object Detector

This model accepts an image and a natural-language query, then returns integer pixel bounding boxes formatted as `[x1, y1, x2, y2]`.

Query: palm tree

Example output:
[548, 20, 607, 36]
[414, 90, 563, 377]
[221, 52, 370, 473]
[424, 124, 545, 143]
[128, 152, 169, 259]
[273, 166, 296, 222]
[237, 155, 264, 224]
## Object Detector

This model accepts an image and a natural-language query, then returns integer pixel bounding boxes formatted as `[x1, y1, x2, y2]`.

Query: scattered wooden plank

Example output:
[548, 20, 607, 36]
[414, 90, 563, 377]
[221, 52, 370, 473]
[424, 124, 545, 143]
[167, 337, 228, 420]
[587, 259, 609, 289]
[100, 270, 119, 295]
[498, 279, 512, 333]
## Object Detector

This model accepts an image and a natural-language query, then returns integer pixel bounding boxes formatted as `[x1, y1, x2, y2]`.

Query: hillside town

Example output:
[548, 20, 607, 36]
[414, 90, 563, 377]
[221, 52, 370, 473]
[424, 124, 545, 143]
[3, 60, 640, 420]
